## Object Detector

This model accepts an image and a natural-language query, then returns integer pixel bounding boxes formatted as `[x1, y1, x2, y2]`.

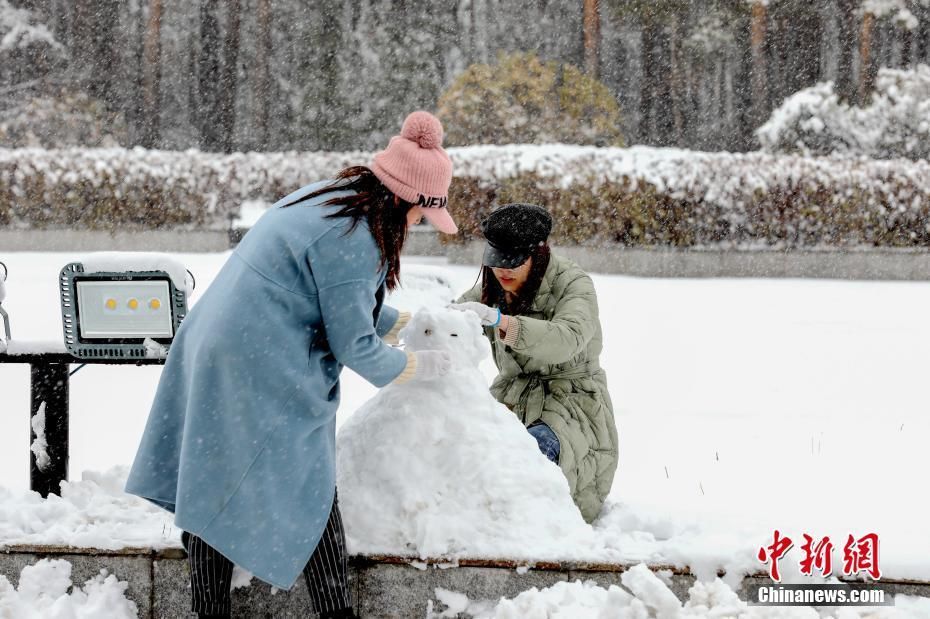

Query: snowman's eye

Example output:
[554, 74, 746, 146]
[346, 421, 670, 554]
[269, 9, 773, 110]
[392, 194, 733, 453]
[425, 329, 432, 336]
[450, 333, 458, 337]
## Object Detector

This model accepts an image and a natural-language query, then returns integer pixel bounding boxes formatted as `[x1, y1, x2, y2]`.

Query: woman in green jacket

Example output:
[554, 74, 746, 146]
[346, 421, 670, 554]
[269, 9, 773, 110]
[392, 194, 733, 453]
[451, 203, 618, 523]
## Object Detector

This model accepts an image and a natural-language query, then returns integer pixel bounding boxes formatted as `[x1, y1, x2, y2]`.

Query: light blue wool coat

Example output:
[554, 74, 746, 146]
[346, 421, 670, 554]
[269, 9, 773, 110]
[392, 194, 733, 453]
[125, 181, 407, 589]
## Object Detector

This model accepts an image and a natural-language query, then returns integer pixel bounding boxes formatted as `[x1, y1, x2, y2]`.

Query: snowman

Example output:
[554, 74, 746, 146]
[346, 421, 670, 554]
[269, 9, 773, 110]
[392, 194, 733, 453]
[336, 307, 594, 560]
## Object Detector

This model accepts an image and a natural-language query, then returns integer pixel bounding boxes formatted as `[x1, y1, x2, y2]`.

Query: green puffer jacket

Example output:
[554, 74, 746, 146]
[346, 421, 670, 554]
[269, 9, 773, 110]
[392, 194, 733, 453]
[458, 253, 618, 522]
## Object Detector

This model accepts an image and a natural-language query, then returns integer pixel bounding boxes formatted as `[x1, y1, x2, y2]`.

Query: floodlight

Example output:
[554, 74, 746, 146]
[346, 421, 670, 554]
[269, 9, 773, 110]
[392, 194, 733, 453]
[0, 260, 9, 342]
[59, 262, 188, 360]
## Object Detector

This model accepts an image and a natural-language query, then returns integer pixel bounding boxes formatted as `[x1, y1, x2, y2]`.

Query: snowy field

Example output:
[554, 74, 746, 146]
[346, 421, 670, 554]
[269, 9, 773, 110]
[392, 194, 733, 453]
[1, 251, 930, 616]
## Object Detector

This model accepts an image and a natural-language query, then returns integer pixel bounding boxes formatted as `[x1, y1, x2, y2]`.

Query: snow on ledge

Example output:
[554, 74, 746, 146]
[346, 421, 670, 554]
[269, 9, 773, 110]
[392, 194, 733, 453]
[2, 339, 68, 355]
[79, 252, 193, 296]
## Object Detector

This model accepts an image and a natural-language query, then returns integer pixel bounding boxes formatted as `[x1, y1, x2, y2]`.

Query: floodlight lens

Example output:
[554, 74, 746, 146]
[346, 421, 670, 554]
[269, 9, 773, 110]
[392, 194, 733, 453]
[76, 280, 173, 339]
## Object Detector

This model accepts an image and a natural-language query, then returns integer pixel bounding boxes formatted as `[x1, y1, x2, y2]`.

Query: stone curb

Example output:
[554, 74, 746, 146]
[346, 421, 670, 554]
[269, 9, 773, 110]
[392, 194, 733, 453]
[2, 546, 927, 618]
[444, 242, 930, 280]
[5, 228, 930, 280]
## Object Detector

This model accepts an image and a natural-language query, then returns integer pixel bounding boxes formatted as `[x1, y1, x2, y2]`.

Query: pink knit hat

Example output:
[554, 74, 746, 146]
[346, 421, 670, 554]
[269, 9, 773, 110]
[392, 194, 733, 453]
[371, 111, 457, 234]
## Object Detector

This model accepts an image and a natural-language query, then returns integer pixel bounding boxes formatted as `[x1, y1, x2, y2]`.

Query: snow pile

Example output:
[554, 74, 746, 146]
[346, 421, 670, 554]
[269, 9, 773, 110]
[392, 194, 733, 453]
[2, 339, 67, 355]
[0, 559, 137, 618]
[79, 252, 194, 296]
[0, 466, 178, 550]
[389, 266, 459, 311]
[29, 402, 48, 472]
[758, 65, 930, 161]
[337, 307, 598, 560]
[428, 563, 930, 619]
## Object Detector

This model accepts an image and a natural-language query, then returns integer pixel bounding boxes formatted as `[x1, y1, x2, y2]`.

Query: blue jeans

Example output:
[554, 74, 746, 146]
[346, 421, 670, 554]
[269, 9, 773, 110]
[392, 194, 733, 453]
[528, 422, 560, 464]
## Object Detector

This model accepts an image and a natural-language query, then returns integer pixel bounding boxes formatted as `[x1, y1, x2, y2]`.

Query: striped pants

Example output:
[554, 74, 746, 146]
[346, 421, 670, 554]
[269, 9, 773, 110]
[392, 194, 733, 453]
[181, 492, 350, 617]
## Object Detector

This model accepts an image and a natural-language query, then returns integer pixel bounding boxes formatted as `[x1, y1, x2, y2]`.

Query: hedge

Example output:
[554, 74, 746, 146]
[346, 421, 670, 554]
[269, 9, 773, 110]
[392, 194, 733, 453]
[0, 148, 363, 230]
[2, 145, 930, 249]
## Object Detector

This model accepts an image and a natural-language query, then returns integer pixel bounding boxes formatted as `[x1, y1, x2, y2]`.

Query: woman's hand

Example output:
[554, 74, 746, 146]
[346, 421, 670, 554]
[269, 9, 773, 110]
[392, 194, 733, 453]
[413, 350, 452, 379]
[382, 311, 412, 345]
[449, 301, 501, 327]
[394, 350, 451, 384]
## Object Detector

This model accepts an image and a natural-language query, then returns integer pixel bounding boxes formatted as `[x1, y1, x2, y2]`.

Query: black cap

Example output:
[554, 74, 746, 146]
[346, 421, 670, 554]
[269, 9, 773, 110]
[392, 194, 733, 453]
[480, 203, 553, 268]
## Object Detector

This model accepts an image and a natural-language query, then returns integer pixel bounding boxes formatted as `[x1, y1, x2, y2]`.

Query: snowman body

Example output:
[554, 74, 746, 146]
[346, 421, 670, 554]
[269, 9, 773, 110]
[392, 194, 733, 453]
[336, 308, 593, 559]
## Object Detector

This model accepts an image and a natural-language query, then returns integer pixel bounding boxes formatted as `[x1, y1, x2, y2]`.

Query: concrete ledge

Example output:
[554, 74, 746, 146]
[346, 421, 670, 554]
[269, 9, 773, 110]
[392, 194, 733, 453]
[0, 226, 440, 256]
[0, 229, 230, 252]
[2, 546, 928, 618]
[5, 227, 930, 280]
[445, 242, 930, 280]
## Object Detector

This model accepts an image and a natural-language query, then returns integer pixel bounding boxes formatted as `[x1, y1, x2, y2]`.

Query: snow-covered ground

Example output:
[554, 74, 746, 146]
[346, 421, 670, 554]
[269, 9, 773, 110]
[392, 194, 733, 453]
[1, 252, 929, 596]
[0, 559, 137, 618]
[427, 565, 930, 618]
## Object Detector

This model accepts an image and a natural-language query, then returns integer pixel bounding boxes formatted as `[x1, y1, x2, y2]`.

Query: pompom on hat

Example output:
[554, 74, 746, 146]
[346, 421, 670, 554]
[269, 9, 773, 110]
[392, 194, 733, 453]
[371, 111, 457, 234]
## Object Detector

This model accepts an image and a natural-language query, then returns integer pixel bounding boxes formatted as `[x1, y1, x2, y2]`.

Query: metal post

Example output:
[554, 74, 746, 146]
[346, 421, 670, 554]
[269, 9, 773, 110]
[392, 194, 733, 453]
[29, 363, 70, 497]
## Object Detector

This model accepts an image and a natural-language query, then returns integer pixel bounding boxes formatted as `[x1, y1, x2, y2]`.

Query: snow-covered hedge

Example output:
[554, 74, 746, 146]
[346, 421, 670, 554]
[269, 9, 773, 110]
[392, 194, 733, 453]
[448, 146, 930, 248]
[3, 145, 930, 248]
[0, 147, 364, 229]
[758, 65, 930, 161]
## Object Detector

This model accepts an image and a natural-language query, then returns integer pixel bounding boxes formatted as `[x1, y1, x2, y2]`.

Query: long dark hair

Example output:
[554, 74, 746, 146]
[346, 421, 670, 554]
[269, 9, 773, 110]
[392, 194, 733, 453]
[283, 166, 412, 291]
[480, 244, 551, 316]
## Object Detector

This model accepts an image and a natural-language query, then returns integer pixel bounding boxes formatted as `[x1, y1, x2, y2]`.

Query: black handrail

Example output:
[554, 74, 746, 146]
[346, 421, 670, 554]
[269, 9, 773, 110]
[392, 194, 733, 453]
[0, 349, 166, 497]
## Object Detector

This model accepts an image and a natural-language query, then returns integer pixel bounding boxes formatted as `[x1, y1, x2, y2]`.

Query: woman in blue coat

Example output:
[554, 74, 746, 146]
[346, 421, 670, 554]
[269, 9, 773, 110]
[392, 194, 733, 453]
[126, 112, 458, 619]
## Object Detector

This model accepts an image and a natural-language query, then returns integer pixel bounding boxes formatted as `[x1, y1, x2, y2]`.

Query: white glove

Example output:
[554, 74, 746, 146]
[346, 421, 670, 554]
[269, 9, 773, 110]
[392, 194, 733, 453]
[449, 301, 501, 327]
[414, 350, 452, 379]
[382, 311, 411, 346]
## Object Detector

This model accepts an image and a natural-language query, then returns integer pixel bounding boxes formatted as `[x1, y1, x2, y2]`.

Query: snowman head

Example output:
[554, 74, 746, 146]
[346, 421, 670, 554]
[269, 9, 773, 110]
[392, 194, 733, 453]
[400, 307, 490, 369]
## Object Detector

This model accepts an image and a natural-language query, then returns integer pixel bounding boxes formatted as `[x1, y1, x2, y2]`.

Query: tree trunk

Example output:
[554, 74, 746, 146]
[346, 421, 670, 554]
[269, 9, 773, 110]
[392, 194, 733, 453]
[835, 0, 859, 103]
[141, 0, 162, 148]
[668, 11, 684, 144]
[791, 3, 822, 92]
[309, 0, 344, 150]
[771, 14, 791, 109]
[254, 0, 273, 150]
[582, 0, 600, 79]
[124, 0, 146, 146]
[71, 0, 92, 76]
[88, 0, 119, 109]
[218, 0, 241, 153]
[654, 23, 674, 146]
[640, 16, 660, 145]
[72, 0, 119, 108]
[859, 11, 876, 104]
[749, 0, 768, 128]
[918, 5, 930, 64]
[198, 0, 222, 151]
[901, 22, 913, 69]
